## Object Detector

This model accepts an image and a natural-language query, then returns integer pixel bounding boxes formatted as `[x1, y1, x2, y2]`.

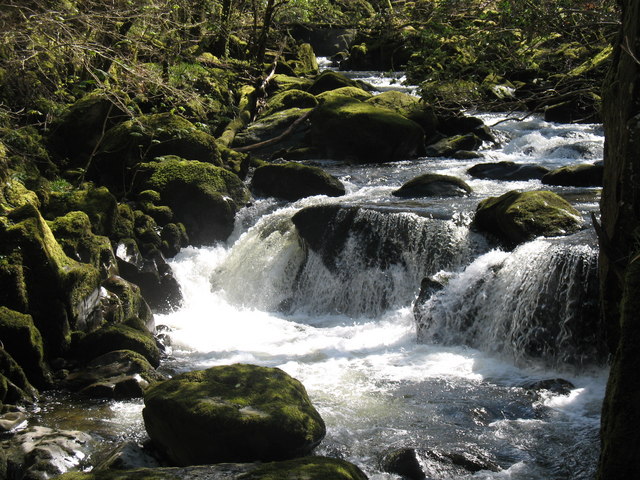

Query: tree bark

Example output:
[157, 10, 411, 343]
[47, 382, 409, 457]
[597, 0, 640, 478]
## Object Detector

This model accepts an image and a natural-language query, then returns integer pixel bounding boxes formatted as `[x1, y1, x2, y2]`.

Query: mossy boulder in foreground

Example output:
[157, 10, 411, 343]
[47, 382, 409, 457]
[251, 162, 345, 201]
[311, 97, 425, 163]
[51, 456, 367, 480]
[473, 190, 583, 247]
[142, 364, 326, 466]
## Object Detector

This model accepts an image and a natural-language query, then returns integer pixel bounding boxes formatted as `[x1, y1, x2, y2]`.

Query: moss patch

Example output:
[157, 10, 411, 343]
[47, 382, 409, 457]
[143, 364, 326, 466]
[239, 456, 368, 480]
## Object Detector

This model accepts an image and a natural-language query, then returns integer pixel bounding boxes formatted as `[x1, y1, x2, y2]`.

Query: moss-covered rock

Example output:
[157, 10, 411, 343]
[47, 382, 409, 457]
[260, 90, 318, 118]
[134, 156, 250, 245]
[233, 107, 312, 157]
[311, 97, 425, 163]
[251, 162, 345, 201]
[75, 323, 160, 368]
[101, 275, 154, 331]
[63, 349, 164, 399]
[136, 190, 173, 226]
[316, 86, 373, 103]
[366, 91, 438, 134]
[142, 364, 326, 466]
[467, 161, 549, 181]
[392, 173, 472, 198]
[0, 307, 50, 389]
[48, 91, 128, 169]
[46, 185, 119, 237]
[473, 190, 583, 247]
[51, 456, 367, 480]
[160, 223, 188, 258]
[1, 203, 102, 356]
[425, 133, 483, 157]
[541, 163, 603, 187]
[294, 43, 319, 76]
[307, 71, 371, 96]
[49, 211, 116, 276]
[0, 349, 38, 405]
[91, 113, 222, 195]
[271, 74, 314, 94]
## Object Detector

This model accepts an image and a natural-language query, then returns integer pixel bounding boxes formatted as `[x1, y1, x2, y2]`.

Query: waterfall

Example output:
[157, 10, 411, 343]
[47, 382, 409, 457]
[415, 235, 604, 367]
[214, 205, 488, 317]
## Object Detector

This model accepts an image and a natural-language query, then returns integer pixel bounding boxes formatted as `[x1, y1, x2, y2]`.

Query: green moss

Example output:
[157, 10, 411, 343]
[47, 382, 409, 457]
[0, 348, 38, 404]
[569, 45, 613, 77]
[76, 323, 160, 367]
[0, 177, 40, 215]
[316, 87, 373, 103]
[136, 191, 173, 227]
[142, 364, 326, 465]
[271, 75, 314, 94]
[46, 185, 118, 236]
[307, 71, 369, 96]
[261, 89, 318, 118]
[239, 457, 367, 480]
[474, 190, 583, 246]
[0, 306, 49, 388]
[311, 97, 425, 163]
[293, 43, 319, 76]
[49, 211, 115, 272]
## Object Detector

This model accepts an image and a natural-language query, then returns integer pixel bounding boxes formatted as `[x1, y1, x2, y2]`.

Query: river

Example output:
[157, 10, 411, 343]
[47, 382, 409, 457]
[34, 73, 608, 479]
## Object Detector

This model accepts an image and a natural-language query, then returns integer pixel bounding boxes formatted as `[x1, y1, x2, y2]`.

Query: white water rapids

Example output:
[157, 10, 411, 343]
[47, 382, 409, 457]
[148, 114, 607, 479]
[32, 100, 607, 478]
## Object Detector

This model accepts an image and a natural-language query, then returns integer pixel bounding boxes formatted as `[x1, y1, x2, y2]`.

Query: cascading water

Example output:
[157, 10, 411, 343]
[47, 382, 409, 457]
[30, 100, 608, 477]
[149, 113, 607, 479]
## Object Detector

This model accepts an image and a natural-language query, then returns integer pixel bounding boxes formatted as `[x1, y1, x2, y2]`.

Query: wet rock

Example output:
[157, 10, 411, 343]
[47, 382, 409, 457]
[380, 448, 426, 480]
[63, 350, 164, 399]
[0, 349, 38, 405]
[142, 364, 326, 466]
[75, 324, 160, 368]
[467, 161, 550, 181]
[542, 162, 603, 187]
[392, 173, 472, 198]
[425, 133, 484, 157]
[473, 190, 583, 247]
[133, 156, 250, 245]
[54, 456, 366, 480]
[0, 307, 51, 389]
[94, 441, 162, 471]
[424, 448, 501, 474]
[115, 243, 182, 313]
[311, 96, 425, 163]
[0, 411, 28, 433]
[101, 275, 154, 331]
[4, 426, 93, 480]
[521, 378, 575, 395]
[251, 162, 345, 201]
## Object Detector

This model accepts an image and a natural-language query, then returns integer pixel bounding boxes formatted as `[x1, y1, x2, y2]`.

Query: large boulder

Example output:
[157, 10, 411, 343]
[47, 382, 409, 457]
[251, 162, 345, 201]
[541, 163, 603, 187]
[311, 97, 425, 163]
[52, 456, 367, 480]
[0, 307, 50, 389]
[392, 173, 472, 198]
[142, 364, 326, 466]
[0, 203, 102, 356]
[134, 156, 250, 245]
[473, 190, 583, 247]
[365, 90, 438, 134]
[260, 89, 318, 118]
[467, 161, 550, 181]
[307, 70, 370, 96]
[90, 113, 222, 195]
[316, 86, 373, 103]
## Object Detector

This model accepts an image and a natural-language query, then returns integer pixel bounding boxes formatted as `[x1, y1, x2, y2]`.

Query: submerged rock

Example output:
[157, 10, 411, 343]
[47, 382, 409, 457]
[473, 190, 583, 247]
[425, 133, 483, 157]
[392, 173, 472, 198]
[541, 162, 603, 187]
[94, 441, 162, 471]
[380, 448, 426, 480]
[3, 426, 93, 480]
[521, 378, 575, 396]
[142, 364, 326, 466]
[467, 161, 549, 181]
[311, 97, 425, 163]
[251, 162, 345, 201]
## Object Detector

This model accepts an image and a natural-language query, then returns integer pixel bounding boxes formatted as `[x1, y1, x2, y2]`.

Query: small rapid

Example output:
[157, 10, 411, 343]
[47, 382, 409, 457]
[151, 112, 607, 479]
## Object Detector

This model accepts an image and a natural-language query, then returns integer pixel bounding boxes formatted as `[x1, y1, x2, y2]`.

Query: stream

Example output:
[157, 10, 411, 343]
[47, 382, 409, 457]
[33, 71, 608, 479]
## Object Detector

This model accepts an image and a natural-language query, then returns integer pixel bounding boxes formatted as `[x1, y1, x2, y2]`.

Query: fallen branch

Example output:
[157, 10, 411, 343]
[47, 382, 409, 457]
[234, 108, 315, 152]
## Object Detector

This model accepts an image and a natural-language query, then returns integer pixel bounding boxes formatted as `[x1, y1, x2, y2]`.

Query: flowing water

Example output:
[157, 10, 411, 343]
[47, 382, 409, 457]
[32, 79, 608, 477]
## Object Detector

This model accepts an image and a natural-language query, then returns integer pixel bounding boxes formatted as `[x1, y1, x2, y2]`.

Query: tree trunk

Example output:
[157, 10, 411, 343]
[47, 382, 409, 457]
[254, 0, 277, 66]
[597, 0, 640, 478]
